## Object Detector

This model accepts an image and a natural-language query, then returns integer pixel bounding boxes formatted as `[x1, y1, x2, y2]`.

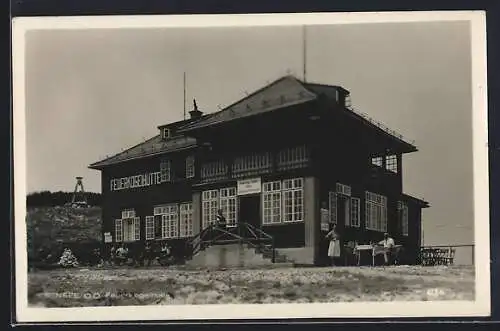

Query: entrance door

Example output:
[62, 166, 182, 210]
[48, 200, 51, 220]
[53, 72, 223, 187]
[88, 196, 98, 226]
[238, 195, 261, 229]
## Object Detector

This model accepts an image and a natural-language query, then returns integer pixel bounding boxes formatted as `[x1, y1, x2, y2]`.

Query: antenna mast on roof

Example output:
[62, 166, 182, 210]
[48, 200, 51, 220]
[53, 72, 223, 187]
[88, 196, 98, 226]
[302, 25, 307, 83]
[183, 72, 187, 120]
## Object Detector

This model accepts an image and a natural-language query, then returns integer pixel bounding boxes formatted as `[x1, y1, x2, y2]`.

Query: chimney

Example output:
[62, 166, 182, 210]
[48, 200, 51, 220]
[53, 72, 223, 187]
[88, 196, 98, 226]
[189, 98, 203, 119]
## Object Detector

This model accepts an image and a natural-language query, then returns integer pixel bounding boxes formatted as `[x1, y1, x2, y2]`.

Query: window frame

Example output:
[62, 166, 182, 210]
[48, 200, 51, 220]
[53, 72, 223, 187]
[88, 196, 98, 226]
[179, 202, 194, 238]
[386, 154, 398, 173]
[350, 197, 361, 227]
[186, 156, 195, 179]
[262, 181, 282, 225]
[365, 191, 388, 232]
[399, 201, 409, 236]
[162, 128, 171, 139]
[145, 216, 155, 240]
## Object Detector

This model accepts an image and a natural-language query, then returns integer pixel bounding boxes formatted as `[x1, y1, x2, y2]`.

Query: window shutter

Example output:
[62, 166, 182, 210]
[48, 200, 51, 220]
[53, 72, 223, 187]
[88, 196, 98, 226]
[115, 219, 122, 242]
[134, 217, 140, 240]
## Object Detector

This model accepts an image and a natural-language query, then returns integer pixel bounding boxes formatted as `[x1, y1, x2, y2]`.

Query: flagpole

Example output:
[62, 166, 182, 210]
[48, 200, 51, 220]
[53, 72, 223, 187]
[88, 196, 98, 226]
[303, 25, 307, 82]
[183, 72, 186, 120]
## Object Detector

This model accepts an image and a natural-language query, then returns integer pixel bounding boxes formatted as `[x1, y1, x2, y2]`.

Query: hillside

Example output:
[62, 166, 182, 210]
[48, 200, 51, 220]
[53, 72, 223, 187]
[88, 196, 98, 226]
[26, 206, 102, 261]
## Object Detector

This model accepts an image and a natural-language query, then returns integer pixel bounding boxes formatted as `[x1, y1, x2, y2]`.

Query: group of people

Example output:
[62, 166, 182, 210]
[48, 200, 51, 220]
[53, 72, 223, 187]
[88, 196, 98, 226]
[109, 241, 172, 267]
[325, 226, 397, 266]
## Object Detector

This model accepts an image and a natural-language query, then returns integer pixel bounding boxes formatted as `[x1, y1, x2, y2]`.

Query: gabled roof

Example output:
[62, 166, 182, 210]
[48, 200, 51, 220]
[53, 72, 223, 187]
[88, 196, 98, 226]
[177, 75, 416, 152]
[178, 75, 319, 132]
[89, 135, 197, 170]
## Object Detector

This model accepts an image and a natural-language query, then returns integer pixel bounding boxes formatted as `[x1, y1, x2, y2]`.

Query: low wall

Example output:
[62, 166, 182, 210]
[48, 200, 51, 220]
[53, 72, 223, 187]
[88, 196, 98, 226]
[276, 247, 315, 265]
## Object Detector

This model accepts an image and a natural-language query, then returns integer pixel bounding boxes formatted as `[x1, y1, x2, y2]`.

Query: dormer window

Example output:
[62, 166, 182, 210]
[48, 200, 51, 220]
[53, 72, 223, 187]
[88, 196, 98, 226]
[162, 128, 171, 140]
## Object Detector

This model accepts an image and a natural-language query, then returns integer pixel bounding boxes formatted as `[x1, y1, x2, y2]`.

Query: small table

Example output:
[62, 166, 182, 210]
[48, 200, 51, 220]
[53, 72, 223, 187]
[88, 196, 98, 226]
[354, 245, 401, 266]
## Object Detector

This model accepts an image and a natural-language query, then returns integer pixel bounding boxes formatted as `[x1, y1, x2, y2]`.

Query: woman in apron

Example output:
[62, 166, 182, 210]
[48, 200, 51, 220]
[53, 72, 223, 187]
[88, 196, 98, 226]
[326, 225, 341, 266]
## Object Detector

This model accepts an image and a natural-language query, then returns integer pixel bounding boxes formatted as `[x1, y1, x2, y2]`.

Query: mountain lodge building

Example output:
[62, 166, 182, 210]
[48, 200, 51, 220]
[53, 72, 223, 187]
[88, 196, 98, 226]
[89, 75, 429, 266]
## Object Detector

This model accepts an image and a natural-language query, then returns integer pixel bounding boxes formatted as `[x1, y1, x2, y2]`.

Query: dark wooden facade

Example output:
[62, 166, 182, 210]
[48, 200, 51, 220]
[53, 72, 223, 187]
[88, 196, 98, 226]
[90, 76, 429, 265]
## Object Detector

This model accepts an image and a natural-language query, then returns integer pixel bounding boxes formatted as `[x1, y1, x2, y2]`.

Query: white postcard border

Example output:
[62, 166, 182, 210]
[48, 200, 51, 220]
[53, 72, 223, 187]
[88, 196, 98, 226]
[12, 11, 490, 322]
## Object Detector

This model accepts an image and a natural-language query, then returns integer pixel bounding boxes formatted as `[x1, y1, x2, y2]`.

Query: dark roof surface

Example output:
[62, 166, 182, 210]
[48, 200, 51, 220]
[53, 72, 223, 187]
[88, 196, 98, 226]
[89, 135, 197, 169]
[402, 193, 430, 208]
[179, 76, 318, 131]
[90, 75, 417, 169]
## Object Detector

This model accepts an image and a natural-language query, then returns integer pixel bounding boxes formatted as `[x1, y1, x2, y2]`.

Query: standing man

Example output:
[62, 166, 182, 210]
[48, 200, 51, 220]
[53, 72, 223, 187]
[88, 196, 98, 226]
[378, 232, 396, 265]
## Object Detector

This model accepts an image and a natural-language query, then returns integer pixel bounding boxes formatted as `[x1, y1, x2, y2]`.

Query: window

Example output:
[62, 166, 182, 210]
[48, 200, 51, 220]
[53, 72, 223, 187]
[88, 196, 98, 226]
[160, 205, 178, 239]
[386, 155, 398, 173]
[186, 156, 195, 179]
[262, 178, 304, 224]
[262, 181, 282, 225]
[399, 201, 409, 236]
[277, 145, 309, 170]
[350, 197, 360, 227]
[121, 209, 135, 219]
[282, 178, 304, 222]
[160, 159, 171, 182]
[116, 209, 140, 242]
[365, 191, 388, 232]
[220, 187, 237, 227]
[162, 128, 171, 139]
[115, 219, 122, 242]
[145, 216, 155, 240]
[232, 152, 272, 177]
[329, 191, 337, 224]
[372, 156, 383, 167]
[336, 183, 352, 196]
[179, 203, 194, 237]
[201, 160, 228, 181]
[202, 189, 219, 229]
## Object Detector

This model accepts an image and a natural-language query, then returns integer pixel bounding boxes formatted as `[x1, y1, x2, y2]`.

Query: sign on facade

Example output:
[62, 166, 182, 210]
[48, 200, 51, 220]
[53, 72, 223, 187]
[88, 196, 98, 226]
[237, 177, 262, 195]
[104, 232, 112, 243]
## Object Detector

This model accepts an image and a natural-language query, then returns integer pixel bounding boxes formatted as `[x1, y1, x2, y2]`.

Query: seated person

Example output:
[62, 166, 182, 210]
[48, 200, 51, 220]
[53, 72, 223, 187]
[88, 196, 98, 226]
[115, 244, 129, 265]
[378, 233, 396, 265]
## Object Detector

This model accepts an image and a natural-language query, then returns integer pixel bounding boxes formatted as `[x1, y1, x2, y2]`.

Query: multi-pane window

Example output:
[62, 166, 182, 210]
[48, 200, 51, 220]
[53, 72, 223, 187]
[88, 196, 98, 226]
[277, 145, 309, 170]
[398, 201, 409, 236]
[201, 188, 237, 229]
[161, 205, 178, 239]
[201, 160, 228, 181]
[350, 197, 361, 227]
[220, 187, 237, 227]
[262, 178, 304, 224]
[116, 209, 140, 242]
[186, 156, 195, 179]
[336, 183, 352, 196]
[202, 190, 219, 229]
[179, 203, 194, 237]
[160, 159, 171, 182]
[232, 152, 272, 177]
[121, 209, 135, 219]
[115, 219, 122, 242]
[365, 191, 388, 232]
[115, 216, 140, 242]
[145, 216, 155, 240]
[262, 181, 282, 225]
[386, 155, 398, 173]
[282, 178, 304, 222]
[329, 191, 337, 225]
[371, 156, 383, 167]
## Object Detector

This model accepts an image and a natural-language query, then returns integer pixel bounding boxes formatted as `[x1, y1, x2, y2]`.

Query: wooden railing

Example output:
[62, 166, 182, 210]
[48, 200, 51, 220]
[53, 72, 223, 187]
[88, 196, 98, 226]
[186, 222, 276, 262]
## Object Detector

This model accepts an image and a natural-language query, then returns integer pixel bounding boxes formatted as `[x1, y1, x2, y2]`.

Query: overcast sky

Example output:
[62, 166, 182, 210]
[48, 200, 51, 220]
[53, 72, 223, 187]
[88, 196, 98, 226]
[24, 21, 474, 247]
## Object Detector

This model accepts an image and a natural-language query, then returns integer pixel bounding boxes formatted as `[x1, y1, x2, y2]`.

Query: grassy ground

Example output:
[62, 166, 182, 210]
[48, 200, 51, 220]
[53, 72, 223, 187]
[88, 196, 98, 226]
[28, 265, 474, 307]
